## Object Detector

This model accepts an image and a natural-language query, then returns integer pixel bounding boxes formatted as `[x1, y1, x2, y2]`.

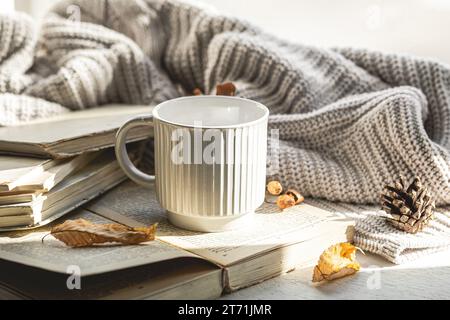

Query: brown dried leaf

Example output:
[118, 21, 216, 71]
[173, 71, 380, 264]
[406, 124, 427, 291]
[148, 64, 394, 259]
[49, 219, 157, 248]
[312, 242, 361, 282]
[216, 82, 236, 96]
[193, 88, 203, 96]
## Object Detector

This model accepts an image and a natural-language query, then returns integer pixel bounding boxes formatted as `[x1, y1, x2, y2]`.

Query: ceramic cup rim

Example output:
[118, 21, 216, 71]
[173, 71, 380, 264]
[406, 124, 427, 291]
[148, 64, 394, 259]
[152, 96, 269, 129]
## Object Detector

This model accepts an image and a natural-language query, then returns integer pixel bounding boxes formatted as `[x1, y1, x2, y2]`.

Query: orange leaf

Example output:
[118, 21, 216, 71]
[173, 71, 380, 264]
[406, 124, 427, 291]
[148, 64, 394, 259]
[312, 242, 361, 282]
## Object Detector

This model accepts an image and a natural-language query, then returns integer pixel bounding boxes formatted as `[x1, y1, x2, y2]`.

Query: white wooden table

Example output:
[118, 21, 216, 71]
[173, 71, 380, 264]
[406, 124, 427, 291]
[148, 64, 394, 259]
[222, 250, 450, 300]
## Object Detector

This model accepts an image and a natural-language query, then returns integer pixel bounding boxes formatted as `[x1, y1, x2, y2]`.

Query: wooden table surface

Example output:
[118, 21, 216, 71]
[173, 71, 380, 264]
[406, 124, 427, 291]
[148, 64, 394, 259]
[222, 250, 450, 300]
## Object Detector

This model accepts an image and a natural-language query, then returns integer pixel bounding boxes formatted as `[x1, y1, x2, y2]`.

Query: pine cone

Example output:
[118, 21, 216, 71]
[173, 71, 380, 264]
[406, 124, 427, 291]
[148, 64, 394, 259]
[381, 177, 435, 234]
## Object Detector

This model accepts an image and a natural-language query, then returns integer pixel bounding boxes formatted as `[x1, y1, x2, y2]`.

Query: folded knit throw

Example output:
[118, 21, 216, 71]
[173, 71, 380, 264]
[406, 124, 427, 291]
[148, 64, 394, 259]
[1, 0, 450, 263]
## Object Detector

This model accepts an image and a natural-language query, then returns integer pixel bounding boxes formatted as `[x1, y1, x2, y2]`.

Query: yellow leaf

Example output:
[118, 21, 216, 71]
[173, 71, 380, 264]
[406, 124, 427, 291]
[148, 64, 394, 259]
[48, 219, 157, 248]
[312, 242, 361, 282]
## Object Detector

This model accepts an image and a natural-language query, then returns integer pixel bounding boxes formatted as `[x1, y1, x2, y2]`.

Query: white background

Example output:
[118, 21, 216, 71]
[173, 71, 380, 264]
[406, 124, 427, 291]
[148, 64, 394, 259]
[1, 0, 450, 64]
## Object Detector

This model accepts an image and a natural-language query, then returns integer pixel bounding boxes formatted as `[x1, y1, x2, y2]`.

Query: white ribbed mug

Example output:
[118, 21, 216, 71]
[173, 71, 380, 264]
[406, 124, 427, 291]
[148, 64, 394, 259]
[115, 96, 269, 232]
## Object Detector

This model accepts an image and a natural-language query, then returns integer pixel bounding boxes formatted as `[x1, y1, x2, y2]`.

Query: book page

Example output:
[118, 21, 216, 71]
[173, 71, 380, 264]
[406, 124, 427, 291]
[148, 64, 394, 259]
[0, 157, 56, 192]
[0, 156, 51, 171]
[86, 181, 348, 266]
[0, 209, 199, 276]
[12, 153, 97, 192]
[305, 198, 381, 218]
[0, 105, 153, 144]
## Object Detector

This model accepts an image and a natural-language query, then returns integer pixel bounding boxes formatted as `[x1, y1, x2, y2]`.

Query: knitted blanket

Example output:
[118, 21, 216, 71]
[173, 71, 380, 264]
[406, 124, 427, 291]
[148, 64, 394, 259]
[1, 0, 450, 263]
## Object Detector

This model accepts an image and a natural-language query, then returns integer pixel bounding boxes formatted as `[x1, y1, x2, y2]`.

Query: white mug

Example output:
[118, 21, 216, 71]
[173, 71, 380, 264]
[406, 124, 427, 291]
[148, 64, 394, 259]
[115, 96, 269, 232]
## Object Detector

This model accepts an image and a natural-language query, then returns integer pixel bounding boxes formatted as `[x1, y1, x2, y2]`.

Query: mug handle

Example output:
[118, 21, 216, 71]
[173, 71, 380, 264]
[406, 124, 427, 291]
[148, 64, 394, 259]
[115, 116, 155, 188]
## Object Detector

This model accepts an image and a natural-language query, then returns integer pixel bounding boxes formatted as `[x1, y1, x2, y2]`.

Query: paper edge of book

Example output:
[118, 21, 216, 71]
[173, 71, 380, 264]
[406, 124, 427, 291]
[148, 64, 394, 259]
[0, 105, 154, 158]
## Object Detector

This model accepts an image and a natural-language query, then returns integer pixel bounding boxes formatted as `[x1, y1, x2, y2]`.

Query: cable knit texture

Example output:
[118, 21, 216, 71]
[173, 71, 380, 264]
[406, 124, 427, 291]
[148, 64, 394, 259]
[0, 0, 449, 263]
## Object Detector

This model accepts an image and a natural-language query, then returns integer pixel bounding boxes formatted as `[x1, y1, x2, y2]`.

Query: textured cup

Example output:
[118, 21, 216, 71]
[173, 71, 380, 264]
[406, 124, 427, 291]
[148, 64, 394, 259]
[115, 96, 269, 232]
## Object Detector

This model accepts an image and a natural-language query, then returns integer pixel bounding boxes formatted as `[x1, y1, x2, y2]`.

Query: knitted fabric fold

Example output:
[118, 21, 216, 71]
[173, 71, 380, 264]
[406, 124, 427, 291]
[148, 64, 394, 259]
[1, 0, 450, 263]
[306, 198, 450, 263]
[354, 209, 450, 264]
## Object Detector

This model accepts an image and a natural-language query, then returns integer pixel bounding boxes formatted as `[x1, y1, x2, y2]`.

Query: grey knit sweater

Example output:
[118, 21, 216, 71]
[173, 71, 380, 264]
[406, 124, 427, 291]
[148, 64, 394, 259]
[1, 0, 449, 263]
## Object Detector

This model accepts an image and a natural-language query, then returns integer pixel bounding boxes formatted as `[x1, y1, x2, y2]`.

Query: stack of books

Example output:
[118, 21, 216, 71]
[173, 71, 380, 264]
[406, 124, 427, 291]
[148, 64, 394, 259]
[0, 105, 153, 230]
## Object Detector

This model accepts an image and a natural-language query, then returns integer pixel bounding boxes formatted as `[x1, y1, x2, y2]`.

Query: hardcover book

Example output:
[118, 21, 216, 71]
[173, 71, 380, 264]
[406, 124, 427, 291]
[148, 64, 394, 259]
[0, 105, 153, 159]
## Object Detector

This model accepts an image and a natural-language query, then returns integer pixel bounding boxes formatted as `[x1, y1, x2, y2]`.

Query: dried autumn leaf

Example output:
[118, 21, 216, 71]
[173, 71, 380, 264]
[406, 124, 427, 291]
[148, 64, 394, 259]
[49, 219, 157, 248]
[312, 242, 361, 282]
[216, 82, 236, 96]
[193, 88, 203, 96]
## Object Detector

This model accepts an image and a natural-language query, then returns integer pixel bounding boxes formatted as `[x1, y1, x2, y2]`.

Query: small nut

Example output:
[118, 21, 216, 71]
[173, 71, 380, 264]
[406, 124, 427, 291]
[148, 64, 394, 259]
[285, 189, 304, 205]
[276, 194, 296, 210]
[267, 181, 283, 196]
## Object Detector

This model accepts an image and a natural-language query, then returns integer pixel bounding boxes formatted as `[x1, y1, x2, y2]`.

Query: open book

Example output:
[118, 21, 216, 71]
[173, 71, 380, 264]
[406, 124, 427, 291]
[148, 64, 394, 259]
[0, 181, 354, 299]
[0, 105, 153, 159]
